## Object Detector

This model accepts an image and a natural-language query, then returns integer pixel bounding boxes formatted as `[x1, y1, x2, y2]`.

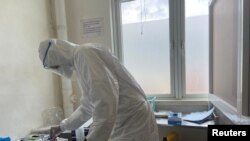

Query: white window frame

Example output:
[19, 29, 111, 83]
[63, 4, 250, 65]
[111, 0, 211, 99]
[209, 0, 250, 117]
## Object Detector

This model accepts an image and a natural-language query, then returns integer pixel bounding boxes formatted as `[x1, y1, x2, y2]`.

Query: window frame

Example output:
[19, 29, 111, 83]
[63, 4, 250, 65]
[112, 0, 250, 116]
[240, 0, 250, 116]
[112, 0, 211, 99]
[209, 0, 250, 116]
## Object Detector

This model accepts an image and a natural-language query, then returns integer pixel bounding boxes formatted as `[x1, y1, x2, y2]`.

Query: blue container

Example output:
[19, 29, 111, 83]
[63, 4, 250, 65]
[147, 96, 156, 112]
[168, 112, 182, 125]
[0, 137, 11, 141]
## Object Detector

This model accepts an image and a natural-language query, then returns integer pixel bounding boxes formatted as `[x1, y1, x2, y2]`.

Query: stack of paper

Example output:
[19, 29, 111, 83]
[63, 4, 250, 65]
[182, 107, 215, 124]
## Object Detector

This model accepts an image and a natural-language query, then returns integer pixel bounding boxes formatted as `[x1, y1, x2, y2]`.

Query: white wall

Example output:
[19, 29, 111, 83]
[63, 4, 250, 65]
[0, 0, 62, 139]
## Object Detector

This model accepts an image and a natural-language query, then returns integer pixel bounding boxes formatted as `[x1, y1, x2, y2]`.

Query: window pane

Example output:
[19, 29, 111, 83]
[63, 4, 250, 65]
[212, 0, 239, 107]
[121, 0, 170, 94]
[185, 0, 209, 94]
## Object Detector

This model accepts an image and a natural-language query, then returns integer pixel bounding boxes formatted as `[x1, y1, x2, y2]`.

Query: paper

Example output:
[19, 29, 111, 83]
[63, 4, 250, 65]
[156, 118, 168, 125]
[182, 107, 215, 124]
[154, 111, 171, 118]
[81, 18, 104, 38]
[183, 120, 214, 127]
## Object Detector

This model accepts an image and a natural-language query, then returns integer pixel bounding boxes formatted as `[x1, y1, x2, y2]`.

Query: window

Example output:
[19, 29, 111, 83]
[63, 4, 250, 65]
[112, 0, 250, 117]
[211, 0, 240, 108]
[113, 0, 210, 98]
[209, 0, 250, 116]
[121, 0, 171, 95]
[185, 0, 209, 94]
[113, 0, 250, 116]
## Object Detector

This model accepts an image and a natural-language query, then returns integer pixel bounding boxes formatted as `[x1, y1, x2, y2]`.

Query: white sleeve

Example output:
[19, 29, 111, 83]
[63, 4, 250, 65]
[81, 50, 119, 141]
[60, 104, 92, 131]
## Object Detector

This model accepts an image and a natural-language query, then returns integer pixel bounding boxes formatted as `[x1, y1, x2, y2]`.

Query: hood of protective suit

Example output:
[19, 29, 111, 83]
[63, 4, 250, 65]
[39, 39, 78, 78]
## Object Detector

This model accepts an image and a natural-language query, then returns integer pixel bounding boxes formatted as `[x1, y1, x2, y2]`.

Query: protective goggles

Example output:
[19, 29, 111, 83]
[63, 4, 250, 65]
[43, 41, 52, 69]
[42, 41, 60, 70]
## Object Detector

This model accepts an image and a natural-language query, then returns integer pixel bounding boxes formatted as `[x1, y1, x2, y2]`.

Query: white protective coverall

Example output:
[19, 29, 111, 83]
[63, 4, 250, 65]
[39, 39, 159, 141]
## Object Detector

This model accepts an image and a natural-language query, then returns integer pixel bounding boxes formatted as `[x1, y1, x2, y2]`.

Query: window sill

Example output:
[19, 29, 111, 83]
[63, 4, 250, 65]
[155, 97, 209, 112]
[156, 97, 209, 105]
[209, 94, 250, 124]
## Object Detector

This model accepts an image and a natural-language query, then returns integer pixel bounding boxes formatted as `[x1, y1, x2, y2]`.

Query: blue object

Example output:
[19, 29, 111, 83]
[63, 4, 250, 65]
[168, 112, 182, 125]
[0, 137, 11, 141]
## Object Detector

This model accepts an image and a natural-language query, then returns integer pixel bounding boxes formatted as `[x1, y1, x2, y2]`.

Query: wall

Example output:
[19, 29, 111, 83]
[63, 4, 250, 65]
[0, 0, 62, 139]
[65, 0, 113, 47]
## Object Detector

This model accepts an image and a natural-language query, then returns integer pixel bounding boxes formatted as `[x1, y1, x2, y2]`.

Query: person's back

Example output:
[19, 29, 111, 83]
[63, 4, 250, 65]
[75, 44, 159, 141]
[38, 39, 159, 141]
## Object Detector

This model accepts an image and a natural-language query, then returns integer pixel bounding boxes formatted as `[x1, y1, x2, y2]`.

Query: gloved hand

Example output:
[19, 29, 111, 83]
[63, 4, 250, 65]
[50, 125, 62, 141]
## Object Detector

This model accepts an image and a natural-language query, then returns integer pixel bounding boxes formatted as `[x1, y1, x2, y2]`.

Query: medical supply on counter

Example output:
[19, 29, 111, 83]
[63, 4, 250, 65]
[182, 107, 214, 124]
[168, 112, 182, 125]
[23, 134, 46, 141]
[147, 96, 156, 112]
[0, 137, 11, 141]
[154, 111, 171, 118]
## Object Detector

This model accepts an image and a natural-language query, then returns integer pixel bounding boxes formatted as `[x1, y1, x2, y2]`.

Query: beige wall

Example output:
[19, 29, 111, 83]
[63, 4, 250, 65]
[65, 0, 113, 47]
[0, 0, 62, 139]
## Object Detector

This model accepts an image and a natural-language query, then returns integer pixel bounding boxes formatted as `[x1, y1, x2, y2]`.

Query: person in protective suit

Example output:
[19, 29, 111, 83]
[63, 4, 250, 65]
[38, 39, 159, 141]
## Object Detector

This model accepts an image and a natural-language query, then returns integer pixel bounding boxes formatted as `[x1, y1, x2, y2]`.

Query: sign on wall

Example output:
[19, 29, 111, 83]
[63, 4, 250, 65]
[81, 17, 104, 38]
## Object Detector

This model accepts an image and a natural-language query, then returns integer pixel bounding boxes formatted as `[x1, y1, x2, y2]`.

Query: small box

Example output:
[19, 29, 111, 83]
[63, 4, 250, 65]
[168, 112, 182, 125]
